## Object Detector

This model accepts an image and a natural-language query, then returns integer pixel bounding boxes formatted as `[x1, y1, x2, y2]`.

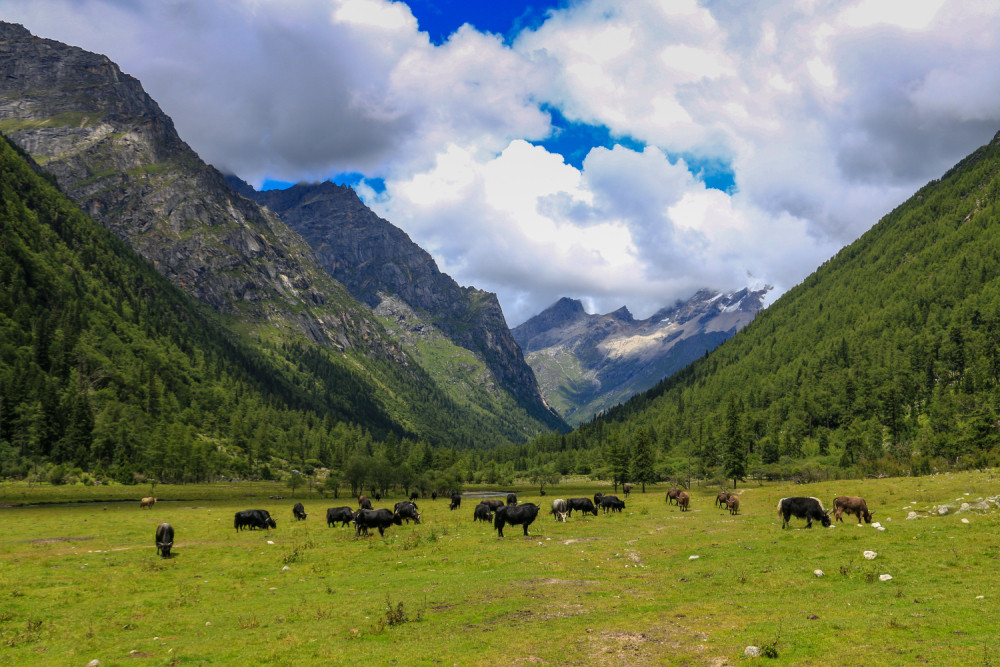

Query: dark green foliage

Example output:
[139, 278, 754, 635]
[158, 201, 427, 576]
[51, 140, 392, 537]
[723, 398, 747, 487]
[631, 428, 656, 492]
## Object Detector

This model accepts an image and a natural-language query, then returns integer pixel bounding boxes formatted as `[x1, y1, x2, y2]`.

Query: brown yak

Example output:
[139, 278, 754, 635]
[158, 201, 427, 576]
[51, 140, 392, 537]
[833, 496, 873, 524]
[678, 491, 690, 511]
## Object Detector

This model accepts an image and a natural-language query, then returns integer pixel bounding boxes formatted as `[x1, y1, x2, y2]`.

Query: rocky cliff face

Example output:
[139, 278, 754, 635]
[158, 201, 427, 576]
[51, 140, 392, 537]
[513, 287, 771, 424]
[0, 22, 391, 354]
[229, 177, 566, 431]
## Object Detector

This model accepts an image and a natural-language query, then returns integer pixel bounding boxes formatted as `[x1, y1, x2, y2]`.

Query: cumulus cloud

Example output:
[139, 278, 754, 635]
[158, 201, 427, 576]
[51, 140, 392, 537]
[5, 0, 1000, 325]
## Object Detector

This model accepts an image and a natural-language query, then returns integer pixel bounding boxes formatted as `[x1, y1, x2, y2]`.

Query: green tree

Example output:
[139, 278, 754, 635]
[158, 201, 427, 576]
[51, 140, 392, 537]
[287, 470, 305, 498]
[723, 397, 747, 488]
[631, 428, 656, 492]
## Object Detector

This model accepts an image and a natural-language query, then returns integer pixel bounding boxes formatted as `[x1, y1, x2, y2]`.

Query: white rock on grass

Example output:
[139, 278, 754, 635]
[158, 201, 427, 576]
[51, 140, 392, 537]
[814, 569, 824, 577]
[961, 518, 970, 524]
[871, 522, 882, 529]
[744, 646, 761, 658]
[863, 551, 877, 560]
[879, 574, 893, 582]
[907, 511, 918, 520]
[937, 507, 949, 516]
[876, 526, 886, 532]
[281, 565, 291, 571]
[689, 555, 700, 560]
[87, 661, 101, 667]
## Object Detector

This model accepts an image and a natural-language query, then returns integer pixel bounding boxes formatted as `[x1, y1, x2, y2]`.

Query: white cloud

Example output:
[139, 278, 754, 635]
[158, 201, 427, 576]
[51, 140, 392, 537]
[4, 0, 1000, 326]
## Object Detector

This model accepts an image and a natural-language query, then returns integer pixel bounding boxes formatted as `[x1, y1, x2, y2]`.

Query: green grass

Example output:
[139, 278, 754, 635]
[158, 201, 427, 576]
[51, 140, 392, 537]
[2, 471, 1000, 665]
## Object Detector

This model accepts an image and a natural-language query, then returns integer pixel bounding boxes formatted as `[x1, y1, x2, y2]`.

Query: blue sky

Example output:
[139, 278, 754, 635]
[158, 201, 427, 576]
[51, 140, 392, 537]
[7, 0, 1000, 324]
[405, 0, 568, 45]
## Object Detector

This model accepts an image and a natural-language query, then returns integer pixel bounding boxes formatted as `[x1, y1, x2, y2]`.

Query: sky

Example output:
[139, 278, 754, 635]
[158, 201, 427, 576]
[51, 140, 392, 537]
[4, 0, 1000, 325]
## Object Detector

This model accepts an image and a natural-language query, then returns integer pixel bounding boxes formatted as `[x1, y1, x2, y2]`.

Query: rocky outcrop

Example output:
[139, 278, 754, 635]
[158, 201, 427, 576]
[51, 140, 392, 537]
[513, 287, 771, 424]
[230, 177, 566, 432]
[0, 22, 389, 354]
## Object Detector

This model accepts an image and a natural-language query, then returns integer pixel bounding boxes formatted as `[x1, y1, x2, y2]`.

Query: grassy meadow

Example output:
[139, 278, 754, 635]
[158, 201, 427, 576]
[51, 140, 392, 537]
[2, 472, 1000, 666]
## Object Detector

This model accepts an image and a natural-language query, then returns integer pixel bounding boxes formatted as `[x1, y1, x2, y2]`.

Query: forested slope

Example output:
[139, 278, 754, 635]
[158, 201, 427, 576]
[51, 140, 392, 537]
[506, 131, 1000, 482]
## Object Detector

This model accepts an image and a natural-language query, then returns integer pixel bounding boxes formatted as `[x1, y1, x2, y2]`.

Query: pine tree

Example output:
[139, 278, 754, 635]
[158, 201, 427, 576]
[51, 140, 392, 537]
[723, 397, 747, 488]
[631, 428, 656, 492]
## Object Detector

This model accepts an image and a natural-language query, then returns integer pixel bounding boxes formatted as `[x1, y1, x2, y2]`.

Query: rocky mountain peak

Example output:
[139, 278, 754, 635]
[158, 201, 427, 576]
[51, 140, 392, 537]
[513, 285, 771, 424]
[608, 305, 633, 323]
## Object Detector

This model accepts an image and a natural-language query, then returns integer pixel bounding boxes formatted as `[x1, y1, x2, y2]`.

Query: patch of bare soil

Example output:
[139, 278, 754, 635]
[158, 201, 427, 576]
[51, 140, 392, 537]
[29, 536, 95, 544]
[586, 628, 729, 666]
[535, 578, 599, 586]
[563, 537, 607, 545]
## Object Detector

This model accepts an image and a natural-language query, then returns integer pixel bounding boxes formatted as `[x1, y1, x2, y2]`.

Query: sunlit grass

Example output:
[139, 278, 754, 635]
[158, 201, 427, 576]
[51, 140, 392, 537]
[1, 471, 999, 665]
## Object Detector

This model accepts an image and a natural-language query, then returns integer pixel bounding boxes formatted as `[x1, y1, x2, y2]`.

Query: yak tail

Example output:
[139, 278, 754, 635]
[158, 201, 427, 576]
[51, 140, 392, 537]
[776, 498, 784, 518]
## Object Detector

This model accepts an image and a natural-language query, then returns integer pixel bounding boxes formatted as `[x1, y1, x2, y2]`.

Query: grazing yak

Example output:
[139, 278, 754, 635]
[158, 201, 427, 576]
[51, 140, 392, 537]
[506, 493, 518, 506]
[473, 502, 494, 523]
[353, 508, 402, 536]
[600, 496, 625, 513]
[666, 488, 680, 505]
[155, 523, 174, 558]
[358, 495, 373, 510]
[623, 484, 632, 498]
[140, 497, 157, 509]
[431, 492, 438, 501]
[234, 509, 277, 532]
[677, 491, 690, 511]
[833, 496, 873, 524]
[715, 491, 732, 508]
[292, 502, 307, 521]
[481, 498, 505, 512]
[778, 497, 831, 529]
[494, 503, 541, 538]
[727, 496, 740, 515]
[566, 497, 598, 517]
[449, 493, 462, 510]
[326, 506, 354, 527]
[394, 501, 421, 524]
[594, 492, 604, 507]
[550, 498, 568, 522]
[410, 492, 420, 502]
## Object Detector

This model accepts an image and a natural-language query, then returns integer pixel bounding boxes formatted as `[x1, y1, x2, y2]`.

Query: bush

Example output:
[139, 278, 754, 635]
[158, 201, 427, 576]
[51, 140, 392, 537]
[48, 464, 66, 485]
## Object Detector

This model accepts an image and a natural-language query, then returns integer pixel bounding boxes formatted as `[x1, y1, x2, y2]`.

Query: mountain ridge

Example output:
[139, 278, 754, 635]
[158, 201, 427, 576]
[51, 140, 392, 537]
[227, 175, 566, 432]
[513, 286, 770, 424]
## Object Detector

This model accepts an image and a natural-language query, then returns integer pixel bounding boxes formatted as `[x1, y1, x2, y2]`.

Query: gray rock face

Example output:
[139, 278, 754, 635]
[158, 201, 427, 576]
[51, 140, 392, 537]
[0, 22, 387, 354]
[513, 287, 771, 424]
[230, 177, 565, 431]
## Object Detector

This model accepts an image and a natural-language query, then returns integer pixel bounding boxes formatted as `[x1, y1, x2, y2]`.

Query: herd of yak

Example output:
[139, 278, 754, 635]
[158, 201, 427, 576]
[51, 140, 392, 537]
[144, 486, 874, 558]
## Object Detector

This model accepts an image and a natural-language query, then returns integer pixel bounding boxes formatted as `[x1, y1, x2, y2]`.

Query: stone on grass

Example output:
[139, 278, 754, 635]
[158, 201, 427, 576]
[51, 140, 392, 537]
[876, 526, 886, 532]
[689, 555, 700, 560]
[879, 574, 893, 582]
[863, 551, 877, 560]
[281, 565, 291, 571]
[744, 646, 761, 657]
[87, 661, 101, 667]
[814, 569, 824, 577]
[961, 518, 970, 524]
[937, 507, 949, 516]
[871, 522, 882, 529]
[906, 511, 918, 520]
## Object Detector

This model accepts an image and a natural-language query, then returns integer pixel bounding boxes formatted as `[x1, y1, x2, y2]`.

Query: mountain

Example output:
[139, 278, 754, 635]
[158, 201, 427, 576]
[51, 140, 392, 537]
[226, 177, 566, 433]
[513, 287, 770, 424]
[0, 133, 389, 481]
[0, 22, 558, 447]
[565, 129, 1000, 478]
